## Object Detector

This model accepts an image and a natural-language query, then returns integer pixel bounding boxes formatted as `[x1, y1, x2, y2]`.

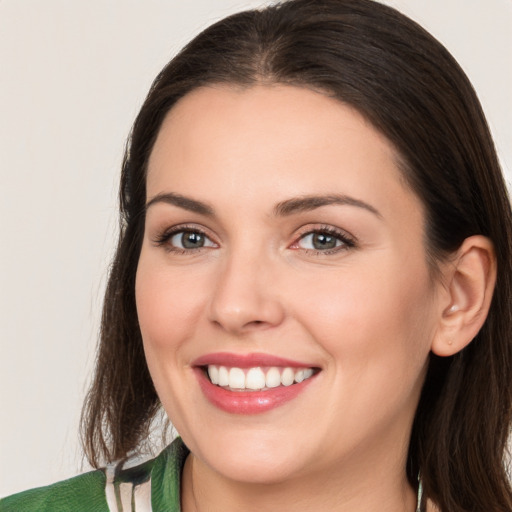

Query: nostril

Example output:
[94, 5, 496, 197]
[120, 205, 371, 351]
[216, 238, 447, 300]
[246, 320, 267, 328]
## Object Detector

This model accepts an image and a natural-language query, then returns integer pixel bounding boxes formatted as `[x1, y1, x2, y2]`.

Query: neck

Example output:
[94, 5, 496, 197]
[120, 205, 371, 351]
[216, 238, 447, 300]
[181, 445, 417, 512]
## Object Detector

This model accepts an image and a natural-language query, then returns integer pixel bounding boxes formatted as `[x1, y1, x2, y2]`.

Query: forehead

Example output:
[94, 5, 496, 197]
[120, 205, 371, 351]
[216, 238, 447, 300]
[146, 84, 420, 222]
[150, 85, 397, 168]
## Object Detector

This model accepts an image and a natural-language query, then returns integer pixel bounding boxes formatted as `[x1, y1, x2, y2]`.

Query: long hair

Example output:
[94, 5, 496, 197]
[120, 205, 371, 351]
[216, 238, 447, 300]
[81, 1, 512, 509]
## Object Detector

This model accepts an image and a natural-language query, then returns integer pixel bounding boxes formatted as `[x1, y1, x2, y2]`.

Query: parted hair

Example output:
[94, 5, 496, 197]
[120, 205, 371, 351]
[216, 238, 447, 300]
[81, 1, 512, 510]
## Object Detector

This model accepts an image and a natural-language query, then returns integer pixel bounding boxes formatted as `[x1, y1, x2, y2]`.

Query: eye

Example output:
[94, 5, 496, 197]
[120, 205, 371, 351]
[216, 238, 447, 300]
[299, 232, 341, 250]
[170, 230, 216, 249]
[292, 227, 356, 254]
[153, 227, 217, 252]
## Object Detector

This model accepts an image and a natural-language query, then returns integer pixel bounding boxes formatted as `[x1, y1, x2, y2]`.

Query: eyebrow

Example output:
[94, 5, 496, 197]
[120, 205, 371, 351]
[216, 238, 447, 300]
[273, 194, 382, 218]
[146, 192, 214, 216]
[145, 192, 381, 219]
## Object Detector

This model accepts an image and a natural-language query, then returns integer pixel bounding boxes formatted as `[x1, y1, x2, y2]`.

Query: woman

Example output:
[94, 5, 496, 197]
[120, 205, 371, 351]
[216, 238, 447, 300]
[3, 0, 511, 510]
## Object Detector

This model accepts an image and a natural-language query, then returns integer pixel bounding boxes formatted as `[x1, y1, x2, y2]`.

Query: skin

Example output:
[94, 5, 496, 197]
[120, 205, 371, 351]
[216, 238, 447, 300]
[135, 85, 446, 511]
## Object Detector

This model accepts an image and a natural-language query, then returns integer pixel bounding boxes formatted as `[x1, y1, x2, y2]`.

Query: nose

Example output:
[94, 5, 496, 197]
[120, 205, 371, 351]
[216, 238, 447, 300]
[208, 249, 285, 335]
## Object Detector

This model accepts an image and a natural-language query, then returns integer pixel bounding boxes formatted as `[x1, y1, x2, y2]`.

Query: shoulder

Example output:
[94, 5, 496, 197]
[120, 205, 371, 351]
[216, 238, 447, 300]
[1, 469, 108, 512]
[1, 438, 189, 512]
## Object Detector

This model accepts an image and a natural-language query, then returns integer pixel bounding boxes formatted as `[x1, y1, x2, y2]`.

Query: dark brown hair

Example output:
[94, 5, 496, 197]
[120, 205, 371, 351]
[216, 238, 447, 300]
[81, 1, 512, 509]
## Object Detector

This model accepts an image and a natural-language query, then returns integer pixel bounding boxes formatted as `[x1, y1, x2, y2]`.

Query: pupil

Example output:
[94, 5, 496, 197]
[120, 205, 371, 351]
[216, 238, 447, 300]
[313, 233, 336, 250]
[182, 232, 204, 248]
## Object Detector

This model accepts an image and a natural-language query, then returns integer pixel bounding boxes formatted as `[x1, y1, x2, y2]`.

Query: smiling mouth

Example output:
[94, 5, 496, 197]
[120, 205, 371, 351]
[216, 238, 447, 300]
[204, 365, 318, 392]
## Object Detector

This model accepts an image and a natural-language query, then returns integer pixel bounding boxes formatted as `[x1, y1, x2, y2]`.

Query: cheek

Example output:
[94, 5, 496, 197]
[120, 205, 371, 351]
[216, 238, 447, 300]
[135, 254, 209, 350]
[134, 253, 208, 419]
[290, 256, 435, 378]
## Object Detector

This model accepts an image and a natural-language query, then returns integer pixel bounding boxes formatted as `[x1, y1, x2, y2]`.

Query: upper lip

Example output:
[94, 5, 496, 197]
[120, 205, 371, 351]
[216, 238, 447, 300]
[192, 352, 317, 368]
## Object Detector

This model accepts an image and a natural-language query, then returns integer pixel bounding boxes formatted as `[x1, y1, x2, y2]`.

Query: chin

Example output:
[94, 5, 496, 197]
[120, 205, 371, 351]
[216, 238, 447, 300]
[180, 425, 313, 484]
[210, 451, 306, 485]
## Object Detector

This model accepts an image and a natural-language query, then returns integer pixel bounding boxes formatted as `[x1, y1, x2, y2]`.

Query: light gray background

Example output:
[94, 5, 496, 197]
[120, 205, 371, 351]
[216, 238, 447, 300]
[1, 0, 511, 497]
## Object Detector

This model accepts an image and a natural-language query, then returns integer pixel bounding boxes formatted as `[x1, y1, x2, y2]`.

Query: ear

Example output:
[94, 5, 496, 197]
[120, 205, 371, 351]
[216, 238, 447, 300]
[431, 235, 497, 357]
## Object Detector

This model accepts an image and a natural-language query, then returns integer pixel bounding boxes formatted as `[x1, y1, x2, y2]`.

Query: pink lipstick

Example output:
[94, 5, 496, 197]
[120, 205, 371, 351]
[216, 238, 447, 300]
[193, 352, 319, 414]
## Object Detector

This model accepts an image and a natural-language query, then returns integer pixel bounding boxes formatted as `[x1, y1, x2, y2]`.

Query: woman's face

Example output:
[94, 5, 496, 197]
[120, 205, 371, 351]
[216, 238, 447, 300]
[136, 85, 443, 485]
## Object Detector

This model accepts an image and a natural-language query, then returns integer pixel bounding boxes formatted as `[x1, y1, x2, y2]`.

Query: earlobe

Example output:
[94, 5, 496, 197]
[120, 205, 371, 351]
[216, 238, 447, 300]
[431, 235, 496, 357]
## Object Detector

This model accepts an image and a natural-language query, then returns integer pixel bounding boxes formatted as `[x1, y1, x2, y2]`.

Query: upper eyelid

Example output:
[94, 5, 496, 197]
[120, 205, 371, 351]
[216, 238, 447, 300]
[293, 224, 356, 241]
[289, 224, 358, 251]
[151, 223, 217, 245]
[150, 221, 356, 247]
[155, 223, 212, 236]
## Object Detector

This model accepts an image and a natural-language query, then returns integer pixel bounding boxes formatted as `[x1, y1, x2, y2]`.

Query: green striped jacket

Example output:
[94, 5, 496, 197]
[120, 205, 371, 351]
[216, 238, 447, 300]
[1, 438, 189, 512]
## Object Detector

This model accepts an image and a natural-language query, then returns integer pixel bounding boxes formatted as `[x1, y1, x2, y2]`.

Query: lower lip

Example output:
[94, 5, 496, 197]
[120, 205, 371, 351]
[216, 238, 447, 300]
[195, 368, 317, 414]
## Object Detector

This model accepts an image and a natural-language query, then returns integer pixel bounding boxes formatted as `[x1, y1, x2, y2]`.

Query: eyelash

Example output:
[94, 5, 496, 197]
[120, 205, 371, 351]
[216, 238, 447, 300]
[291, 225, 356, 255]
[152, 224, 217, 254]
[152, 224, 356, 255]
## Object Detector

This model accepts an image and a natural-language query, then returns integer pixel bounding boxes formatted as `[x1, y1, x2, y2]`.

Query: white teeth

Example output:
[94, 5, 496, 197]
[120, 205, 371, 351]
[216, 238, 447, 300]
[218, 366, 229, 386]
[294, 369, 305, 383]
[206, 365, 316, 390]
[265, 367, 281, 388]
[208, 365, 219, 385]
[229, 367, 246, 389]
[281, 367, 295, 386]
[246, 367, 266, 390]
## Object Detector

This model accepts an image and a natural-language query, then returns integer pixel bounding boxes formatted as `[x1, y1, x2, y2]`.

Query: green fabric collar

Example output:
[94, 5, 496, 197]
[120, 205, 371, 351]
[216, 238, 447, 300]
[150, 437, 189, 511]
